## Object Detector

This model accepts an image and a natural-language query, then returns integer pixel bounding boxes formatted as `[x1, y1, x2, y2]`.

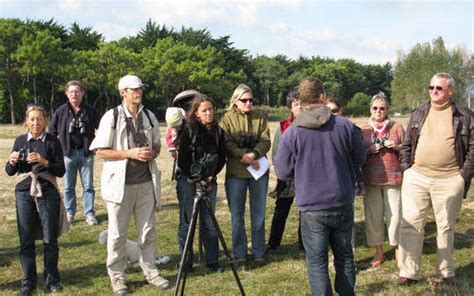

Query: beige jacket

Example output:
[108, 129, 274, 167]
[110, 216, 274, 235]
[89, 105, 162, 205]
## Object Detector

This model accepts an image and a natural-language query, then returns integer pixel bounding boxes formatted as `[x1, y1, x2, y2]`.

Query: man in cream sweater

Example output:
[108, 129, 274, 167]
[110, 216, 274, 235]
[396, 72, 473, 286]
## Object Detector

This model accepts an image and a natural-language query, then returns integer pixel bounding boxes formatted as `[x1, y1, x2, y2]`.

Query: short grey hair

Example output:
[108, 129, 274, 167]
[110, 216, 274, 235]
[370, 91, 389, 109]
[431, 72, 455, 88]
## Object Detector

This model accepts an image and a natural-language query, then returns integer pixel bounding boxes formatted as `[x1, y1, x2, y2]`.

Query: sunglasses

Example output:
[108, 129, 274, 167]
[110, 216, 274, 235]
[372, 106, 386, 111]
[26, 103, 46, 110]
[331, 108, 340, 114]
[238, 98, 254, 104]
[428, 85, 444, 91]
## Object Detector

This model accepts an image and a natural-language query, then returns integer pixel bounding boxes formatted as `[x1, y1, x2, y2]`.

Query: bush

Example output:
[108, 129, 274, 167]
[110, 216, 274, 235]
[345, 92, 371, 116]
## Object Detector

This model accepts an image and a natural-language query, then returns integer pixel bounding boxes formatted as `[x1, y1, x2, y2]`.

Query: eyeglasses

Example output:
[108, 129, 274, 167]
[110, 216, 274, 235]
[372, 106, 386, 111]
[331, 108, 340, 114]
[67, 90, 82, 94]
[428, 85, 444, 91]
[238, 98, 253, 104]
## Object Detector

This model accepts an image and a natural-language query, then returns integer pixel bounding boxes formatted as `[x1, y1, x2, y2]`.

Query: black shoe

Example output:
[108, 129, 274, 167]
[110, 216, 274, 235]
[207, 263, 224, 273]
[393, 277, 418, 286]
[47, 282, 63, 293]
[19, 285, 35, 296]
[443, 276, 457, 285]
[254, 257, 266, 267]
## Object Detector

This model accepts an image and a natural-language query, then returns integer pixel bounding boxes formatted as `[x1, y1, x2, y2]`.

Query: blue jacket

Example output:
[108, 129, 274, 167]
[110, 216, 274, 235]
[275, 105, 366, 212]
[49, 102, 100, 157]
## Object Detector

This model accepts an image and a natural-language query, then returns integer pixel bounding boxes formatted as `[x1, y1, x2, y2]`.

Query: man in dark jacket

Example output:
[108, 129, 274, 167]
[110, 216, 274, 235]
[49, 80, 100, 225]
[395, 72, 473, 286]
[275, 77, 366, 296]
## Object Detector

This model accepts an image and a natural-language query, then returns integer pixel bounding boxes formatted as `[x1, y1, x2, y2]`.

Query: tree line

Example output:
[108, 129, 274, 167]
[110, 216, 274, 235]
[0, 18, 472, 124]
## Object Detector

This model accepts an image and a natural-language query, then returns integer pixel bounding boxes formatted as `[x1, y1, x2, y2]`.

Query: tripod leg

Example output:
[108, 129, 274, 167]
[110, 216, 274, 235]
[203, 198, 246, 296]
[199, 201, 204, 263]
[174, 196, 201, 296]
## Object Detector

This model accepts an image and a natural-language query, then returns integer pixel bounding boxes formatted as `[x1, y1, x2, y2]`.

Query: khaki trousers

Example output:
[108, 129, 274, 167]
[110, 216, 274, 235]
[398, 168, 464, 280]
[363, 185, 401, 247]
[106, 181, 159, 281]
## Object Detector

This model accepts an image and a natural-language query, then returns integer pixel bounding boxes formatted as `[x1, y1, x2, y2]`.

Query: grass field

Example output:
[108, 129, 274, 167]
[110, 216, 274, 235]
[0, 119, 473, 295]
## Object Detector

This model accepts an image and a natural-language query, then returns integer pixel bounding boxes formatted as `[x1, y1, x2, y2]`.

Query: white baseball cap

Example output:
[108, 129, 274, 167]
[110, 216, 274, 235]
[118, 75, 144, 90]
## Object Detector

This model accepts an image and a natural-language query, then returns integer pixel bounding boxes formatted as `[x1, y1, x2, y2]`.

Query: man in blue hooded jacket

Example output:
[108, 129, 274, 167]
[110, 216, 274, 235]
[275, 77, 366, 296]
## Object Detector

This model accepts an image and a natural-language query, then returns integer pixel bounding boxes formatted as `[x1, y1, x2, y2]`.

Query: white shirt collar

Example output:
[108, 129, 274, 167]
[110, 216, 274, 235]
[27, 132, 46, 142]
[122, 104, 144, 118]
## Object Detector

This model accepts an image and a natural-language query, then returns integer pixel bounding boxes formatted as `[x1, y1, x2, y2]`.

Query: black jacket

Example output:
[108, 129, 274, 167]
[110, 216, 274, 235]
[49, 102, 100, 156]
[177, 122, 226, 179]
[400, 99, 474, 197]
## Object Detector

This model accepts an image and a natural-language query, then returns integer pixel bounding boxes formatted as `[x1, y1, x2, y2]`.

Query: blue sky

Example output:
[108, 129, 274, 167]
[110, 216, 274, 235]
[1, 0, 472, 65]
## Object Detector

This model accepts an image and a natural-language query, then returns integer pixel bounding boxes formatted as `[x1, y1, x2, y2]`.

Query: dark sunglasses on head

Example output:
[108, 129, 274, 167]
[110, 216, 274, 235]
[238, 98, 254, 104]
[331, 108, 340, 114]
[372, 106, 385, 111]
[428, 85, 444, 91]
[26, 103, 46, 110]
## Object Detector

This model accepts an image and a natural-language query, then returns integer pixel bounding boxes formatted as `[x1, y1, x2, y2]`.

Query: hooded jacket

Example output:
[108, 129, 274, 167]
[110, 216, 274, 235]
[275, 105, 366, 212]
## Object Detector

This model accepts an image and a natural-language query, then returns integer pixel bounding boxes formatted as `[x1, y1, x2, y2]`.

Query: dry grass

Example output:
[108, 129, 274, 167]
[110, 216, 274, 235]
[0, 119, 473, 295]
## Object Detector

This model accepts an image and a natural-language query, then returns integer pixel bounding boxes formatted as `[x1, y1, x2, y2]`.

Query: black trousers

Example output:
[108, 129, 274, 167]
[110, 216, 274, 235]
[16, 188, 60, 288]
[267, 197, 304, 251]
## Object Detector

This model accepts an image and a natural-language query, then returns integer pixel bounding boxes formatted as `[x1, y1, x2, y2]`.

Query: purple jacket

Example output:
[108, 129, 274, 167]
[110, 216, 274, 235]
[275, 105, 366, 212]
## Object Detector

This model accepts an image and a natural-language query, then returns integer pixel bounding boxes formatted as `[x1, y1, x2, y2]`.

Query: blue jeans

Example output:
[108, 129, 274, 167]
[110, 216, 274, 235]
[64, 149, 95, 217]
[301, 205, 355, 296]
[16, 188, 60, 288]
[176, 177, 219, 265]
[225, 175, 269, 259]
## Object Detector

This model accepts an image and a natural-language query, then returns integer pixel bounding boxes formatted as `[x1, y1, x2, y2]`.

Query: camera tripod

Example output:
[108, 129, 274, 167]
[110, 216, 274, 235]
[173, 180, 246, 296]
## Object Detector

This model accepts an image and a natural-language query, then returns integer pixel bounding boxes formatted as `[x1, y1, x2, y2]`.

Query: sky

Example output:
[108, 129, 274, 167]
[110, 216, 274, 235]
[1, 0, 472, 65]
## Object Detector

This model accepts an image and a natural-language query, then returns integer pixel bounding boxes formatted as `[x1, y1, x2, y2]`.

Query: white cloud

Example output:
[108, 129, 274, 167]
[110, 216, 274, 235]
[93, 23, 139, 41]
[57, 0, 82, 11]
[268, 21, 289, 33]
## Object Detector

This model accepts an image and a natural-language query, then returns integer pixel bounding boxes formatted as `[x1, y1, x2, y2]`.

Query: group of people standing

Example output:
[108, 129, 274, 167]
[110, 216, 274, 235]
[6, 72, 472, 296]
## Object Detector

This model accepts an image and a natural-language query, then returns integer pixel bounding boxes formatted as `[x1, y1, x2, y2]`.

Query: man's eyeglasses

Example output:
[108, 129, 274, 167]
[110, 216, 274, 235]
[331, 108, 340, 114]
[428, 85, 444, 91]
[67, 90, 82, 94]
[238, 98, 253, 104]
[372, 106, 385, 111]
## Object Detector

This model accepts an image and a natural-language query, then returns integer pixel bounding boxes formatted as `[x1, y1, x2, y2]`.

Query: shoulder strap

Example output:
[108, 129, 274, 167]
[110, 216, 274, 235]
[143, 109, 155, 129]
[113, 107, 118, 129]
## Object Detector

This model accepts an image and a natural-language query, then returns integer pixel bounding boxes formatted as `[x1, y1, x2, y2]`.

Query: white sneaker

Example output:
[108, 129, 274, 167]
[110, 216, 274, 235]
[66, 213, 75, 224]
[148, 274, 170, 290]
[85, 215, 98, 225]
[111, 277, 127, 295]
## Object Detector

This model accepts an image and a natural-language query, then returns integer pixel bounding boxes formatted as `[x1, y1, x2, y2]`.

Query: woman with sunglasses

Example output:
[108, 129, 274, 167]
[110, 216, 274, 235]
[220, 84, 271, 268]
[5, 105, 67, 295]
[360, 92, 405, 267]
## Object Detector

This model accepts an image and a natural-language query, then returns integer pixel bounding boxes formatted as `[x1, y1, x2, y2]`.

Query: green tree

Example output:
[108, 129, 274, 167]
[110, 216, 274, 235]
[391, 37, 469, 112]
[0, 18, 26, 124]
[254, 55, 287, 106]
[65, 22, 103, 51]
[345, 92, 371, 116]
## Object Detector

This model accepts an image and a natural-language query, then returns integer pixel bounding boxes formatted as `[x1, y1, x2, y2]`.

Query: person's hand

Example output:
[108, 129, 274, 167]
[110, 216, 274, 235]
[250, 159, 260, 170]
[9, 151, 20, 166]
[383, 139, 397, 150]
[27, 152, 48, 167]
[128, 147, 154, 162]
[241, 152, 256, 165]
[368, 143, 381, 154]
[170, 150, 178, 159]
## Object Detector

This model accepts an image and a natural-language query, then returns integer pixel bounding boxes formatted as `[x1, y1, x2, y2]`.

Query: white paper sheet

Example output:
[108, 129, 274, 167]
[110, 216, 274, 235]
[246, 156, 270, 180]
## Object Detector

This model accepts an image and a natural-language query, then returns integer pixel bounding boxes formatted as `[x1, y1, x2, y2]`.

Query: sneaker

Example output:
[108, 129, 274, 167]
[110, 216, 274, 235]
[148, 274, 170, 290]
[254, 257, 266, 267]
[66, 213, 75, 224]
[234, 258, 247, 271]
[85, 215, 98, 225]
[47, 282, 63, 293]
[111, 278, 128, 295]
[19, 285, 35, 296]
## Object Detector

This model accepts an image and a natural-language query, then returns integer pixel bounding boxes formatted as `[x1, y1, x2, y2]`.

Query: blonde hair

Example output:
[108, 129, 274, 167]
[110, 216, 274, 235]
[24, 104, 48, 132]
[228, 84, 253, 111]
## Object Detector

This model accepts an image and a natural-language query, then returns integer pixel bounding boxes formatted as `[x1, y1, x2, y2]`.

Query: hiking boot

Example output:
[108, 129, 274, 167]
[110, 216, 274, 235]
[393, 277, 418, 286]
[47, 282, 63, 293]
[19, 285, 35, 296]
[148, 274, 170, 290]
[111, 277, 127, 296]
[85, 215, 98, 225]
